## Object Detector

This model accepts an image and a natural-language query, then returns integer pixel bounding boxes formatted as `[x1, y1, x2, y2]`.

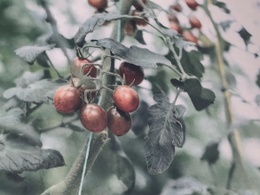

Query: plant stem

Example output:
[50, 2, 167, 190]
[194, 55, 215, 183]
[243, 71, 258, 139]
[78, 133, 93, 195]
[204, 0, 251, 190]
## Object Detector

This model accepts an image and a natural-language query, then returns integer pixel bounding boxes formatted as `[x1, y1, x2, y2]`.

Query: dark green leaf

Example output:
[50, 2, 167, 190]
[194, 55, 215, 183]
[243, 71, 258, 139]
[184, 78, 216, 111]
[201, 141, 220, 165]
[170, 78, 184, 88]
[256, 69, 260, 88]
[15, 45, 55, 65]
[238, 27, 252, 46]
[74, 13, 129, 46]
[134, 30, 146, 45]
[144, 94, 186, 174]
[0, 134, 64, 172]
[213, 1, 230, 13]
[96, 38, 171, 68]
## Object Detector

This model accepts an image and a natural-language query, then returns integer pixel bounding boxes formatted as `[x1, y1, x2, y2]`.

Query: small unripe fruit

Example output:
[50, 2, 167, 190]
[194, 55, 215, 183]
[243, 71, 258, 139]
[113, 86, 139, 113]
[185, 0, 198, 10]
[189, 16, 202, 29]
[80, 104, 107, 132]
[88, 0, 107, 10]
[119, 62, 144, 86]
[107, 107, 131, 136]
[54, 85, 81, 114]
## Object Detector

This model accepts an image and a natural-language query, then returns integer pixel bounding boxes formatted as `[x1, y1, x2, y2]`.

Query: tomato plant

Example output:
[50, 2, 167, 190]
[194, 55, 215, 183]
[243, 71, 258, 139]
[1, 0, 260, 195]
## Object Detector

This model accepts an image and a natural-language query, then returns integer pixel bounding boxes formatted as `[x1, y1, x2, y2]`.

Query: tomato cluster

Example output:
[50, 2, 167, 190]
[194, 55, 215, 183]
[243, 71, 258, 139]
[168, 0, 201, 45]
[53, 57, 144, 136]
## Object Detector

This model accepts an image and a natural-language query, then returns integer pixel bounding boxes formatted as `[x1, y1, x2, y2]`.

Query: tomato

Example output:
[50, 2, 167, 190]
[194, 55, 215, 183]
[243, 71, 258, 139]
[107, 107, 131, 136]
[113, 86, 139, 113]
[189, 16, 202, 29]
[54, 85, 81, 114]
[72, 57, 97, 78]
[170, 3, 182, 12]
[119, 62, 144, 86]
[88, 0, 107, 10]
[80, 104, 107, 132]
[182, 30, 198, 44]
[185, 0, 198, 10]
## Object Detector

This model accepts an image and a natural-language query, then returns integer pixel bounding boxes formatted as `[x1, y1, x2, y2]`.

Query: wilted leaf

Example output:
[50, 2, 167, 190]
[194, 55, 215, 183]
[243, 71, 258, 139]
[15, 45, 55, 65]
[144, 94, 186, 174]
[201, 141, 220, 165]
[0, 133, 64, 172]
[74, 13, 129, 46]
[184, 78, 215, 111]
[96, 38, 171, 68]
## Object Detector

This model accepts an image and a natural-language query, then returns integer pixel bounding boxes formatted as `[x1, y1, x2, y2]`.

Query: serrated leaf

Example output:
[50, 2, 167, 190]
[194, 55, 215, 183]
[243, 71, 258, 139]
[14, 70, 44, 87]
[15, 45, 55, 65]
[96, 38, 171, 68]
[0, 134, 64, 172]
[201, 141, 220, 165]
[4, 79, 65, 103]
[74, 13, 129, 46]
[0, 108, 41, 146]
[144, 94, 186, 174]
[184, 78, 216, 111]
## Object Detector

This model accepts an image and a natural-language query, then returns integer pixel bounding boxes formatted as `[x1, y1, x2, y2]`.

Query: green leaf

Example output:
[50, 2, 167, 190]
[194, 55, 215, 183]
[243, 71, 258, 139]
[15, 45, 55, 65]
[0, 108, 41, 146]
[144, 94, 186, 174]
[134, 30, 146, 45]
[238, 27, 252, 46]
[201, 141, 220, 165]
[96, 38, 171, 68]
[184, 78, 216, 111]
[74, 13, 129, 47]
[4, 79, 64, 103]
[256, 69, 260, 88]
[0, 133, 64, 172]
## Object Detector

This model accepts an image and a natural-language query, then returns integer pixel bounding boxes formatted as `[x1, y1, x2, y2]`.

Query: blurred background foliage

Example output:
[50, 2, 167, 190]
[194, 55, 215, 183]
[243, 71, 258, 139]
[0, 0, 260, 195]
